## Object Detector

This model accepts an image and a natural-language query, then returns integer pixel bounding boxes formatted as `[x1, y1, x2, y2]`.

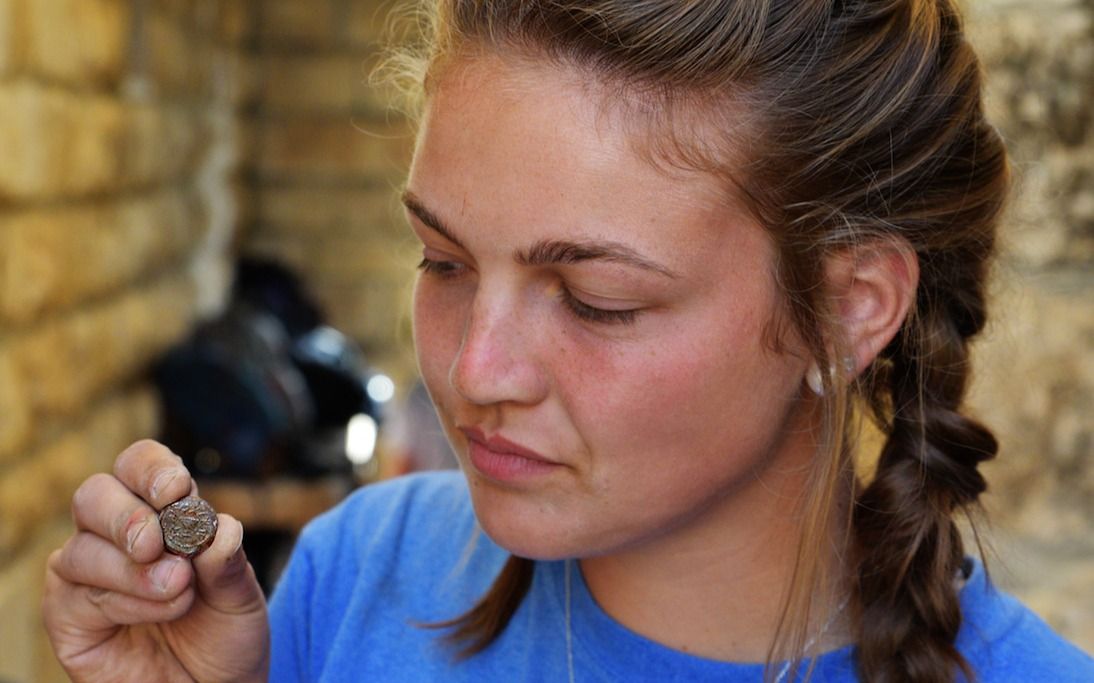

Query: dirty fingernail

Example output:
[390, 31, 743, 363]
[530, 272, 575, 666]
[150, 468, 181, 500]
[151, 558, 181, 592]
[125, 516, 150, 555]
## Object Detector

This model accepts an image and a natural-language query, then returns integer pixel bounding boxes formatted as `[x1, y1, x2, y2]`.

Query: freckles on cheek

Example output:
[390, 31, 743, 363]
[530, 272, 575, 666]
[412, 290, 462, 402]
[564, 336, 709, 430]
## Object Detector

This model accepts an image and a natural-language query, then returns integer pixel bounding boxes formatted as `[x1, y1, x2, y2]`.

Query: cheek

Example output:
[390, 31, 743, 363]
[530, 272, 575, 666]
[557, 297, 796, 472]
[412, 279, 464, 404]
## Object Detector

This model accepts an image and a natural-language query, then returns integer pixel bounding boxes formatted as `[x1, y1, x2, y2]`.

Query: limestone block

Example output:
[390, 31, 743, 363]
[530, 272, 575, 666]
[23, 0, 129, 86]
[68, 94, 127, 191]
[0, 85, 210, 199]
[261, 53, 395, 116]
[0, 0, 15, 76]
[0, 346, 32, 463]
[218, 0, 251, 46]
[0, 82, 139, 199]
[210, 45, 253, 107]
[972, 273, 1094, 538]
[258, 0, 336, 47]
[119, 105, 172, 186]
[0, 388, 159, 557]
[10, 275, 196, 419]
[12, 312, 100, 419]
[147, 10, 208, 96]
[0, 522, 71, 682]
[254, 184, 407, 240]
[0, 208, 63, 322]
[967, 2, 1094, 268]
[0, 549, 38, 680]
[0, 191, 198, 323]
[255, 117, 413, 181]
[156, 0, 190, 23]
[0, 81, 68, 199]
[119, 103, 201, 188]
[81, 386, 160, 470]
[0, 434, 85, 556]
[0, 206, 95, 322]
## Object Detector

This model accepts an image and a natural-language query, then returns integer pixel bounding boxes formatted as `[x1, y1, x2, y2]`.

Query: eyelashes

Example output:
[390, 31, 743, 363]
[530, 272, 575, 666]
[417, 257, 641, 326]
[417, 256, 467, 278]
[556, 287, 639, 325]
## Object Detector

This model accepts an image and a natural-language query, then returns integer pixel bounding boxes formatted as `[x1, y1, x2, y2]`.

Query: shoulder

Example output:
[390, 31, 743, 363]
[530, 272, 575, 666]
[268, 472, 510, 679]
[958, 559, 1094, 682]
[292, 471, 488, 583]
[271, 470, 504, 624]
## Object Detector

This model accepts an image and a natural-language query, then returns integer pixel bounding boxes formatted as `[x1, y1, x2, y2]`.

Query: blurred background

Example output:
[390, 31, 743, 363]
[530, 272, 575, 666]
[0, 0, 1088, 680]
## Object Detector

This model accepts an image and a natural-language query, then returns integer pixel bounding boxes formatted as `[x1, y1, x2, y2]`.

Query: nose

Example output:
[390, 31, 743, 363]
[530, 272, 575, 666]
[449, 293, 548, 407]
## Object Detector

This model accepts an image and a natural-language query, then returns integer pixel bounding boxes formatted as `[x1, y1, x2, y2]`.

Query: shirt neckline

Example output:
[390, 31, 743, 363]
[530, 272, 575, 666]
[536, 556, 997, 681]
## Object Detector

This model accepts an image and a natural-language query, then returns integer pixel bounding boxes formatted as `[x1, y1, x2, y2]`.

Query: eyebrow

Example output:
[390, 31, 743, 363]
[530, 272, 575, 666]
[517, 240, 679, 279]
[401, 189, 679, 279]
[402, 190, 467, 250]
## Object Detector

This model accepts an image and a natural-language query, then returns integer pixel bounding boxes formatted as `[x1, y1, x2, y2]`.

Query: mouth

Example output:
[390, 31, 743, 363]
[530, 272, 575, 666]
[458, 426, 564, 482]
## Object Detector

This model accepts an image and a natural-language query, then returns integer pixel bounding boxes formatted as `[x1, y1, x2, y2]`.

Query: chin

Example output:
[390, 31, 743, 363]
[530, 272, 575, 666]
[462, 473, 585, 561]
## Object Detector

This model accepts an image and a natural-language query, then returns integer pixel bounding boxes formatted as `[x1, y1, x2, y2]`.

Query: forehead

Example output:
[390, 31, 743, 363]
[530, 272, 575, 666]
[408, 55, 768, 272]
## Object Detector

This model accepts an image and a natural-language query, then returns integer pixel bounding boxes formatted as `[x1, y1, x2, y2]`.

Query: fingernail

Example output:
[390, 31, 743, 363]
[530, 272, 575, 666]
[151, 558, 181, 592]
[230, 520, 244, 557]
[150, 468, 181, 500]
[126, 516, 150, 555]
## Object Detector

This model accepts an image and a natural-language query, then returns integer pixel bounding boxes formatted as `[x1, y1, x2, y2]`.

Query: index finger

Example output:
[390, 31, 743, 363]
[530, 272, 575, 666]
[113, 440, 195, 510]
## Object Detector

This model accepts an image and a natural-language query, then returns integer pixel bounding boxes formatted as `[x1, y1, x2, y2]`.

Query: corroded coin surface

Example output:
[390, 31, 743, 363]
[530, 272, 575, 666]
[159, 496, 218, 557]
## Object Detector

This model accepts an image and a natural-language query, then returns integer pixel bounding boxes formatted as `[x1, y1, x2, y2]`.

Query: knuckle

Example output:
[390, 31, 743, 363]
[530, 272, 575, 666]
[118, 505, 153, 552]
[55, 538, 82, 579]
[71, 473, 111, 516]
[45, 548, 64, 575]
[167, 587, 196, 616]
[87, 586, 111, 606]
[114, 439, 172, 476]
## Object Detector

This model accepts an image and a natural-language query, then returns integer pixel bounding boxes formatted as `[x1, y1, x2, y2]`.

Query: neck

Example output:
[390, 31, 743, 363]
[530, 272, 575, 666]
[578, 442, 852, 663]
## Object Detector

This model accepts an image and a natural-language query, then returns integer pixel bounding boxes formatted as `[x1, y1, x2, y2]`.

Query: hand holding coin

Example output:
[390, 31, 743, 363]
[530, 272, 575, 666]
[44, 441, 269, 682]
[159, 495, 219, 558]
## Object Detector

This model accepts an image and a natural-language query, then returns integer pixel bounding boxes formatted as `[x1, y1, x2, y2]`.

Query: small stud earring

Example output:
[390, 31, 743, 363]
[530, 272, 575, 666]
[842, 355, 857, 377]
[806, 363, 824, 396]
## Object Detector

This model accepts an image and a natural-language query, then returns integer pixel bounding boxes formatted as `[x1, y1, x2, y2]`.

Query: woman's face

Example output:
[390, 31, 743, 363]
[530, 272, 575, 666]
[407, 56, 817, 560]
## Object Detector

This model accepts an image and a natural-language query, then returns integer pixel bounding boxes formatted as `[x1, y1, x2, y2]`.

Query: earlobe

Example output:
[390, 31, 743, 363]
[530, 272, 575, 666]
[826, 239, 919, 377]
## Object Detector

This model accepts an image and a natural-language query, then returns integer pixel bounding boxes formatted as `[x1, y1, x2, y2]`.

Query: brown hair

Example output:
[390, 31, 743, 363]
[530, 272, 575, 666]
[389, 1, 1009, 680]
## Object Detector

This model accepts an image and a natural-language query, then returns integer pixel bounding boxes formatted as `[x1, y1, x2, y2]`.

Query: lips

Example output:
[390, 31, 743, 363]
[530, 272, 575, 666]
[459, 426, 563, 482]
[460, 427, 551, 460]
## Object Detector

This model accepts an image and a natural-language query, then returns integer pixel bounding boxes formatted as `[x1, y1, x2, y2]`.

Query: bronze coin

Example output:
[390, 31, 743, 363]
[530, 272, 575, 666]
[159, 496, 218, 557]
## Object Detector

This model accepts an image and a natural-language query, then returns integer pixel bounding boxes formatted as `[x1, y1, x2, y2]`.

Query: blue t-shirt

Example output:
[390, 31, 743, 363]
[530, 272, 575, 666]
[268, 472, 1093, 682]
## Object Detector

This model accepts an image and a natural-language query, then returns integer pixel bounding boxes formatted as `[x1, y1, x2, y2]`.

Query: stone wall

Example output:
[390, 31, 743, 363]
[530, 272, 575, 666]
[242, 0, 419, 385]
[0, 1, 248, 680]
[965, 0, 1094, 650]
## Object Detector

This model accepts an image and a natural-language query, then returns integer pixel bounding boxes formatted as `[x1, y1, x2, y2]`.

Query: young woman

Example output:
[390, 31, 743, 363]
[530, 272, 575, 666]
[43, 1, 1094, 681]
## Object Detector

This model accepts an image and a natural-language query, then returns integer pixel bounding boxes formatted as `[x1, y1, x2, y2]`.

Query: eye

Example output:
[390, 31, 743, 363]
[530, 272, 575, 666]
[558, 286, 641, 325]
[417, 256, 468, 278]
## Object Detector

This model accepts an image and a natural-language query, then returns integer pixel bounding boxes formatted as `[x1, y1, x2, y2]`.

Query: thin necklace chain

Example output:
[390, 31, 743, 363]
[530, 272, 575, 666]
[565, 559, 576, 683]
[773, 593, 850, 683]
[563, 559, 848, 683]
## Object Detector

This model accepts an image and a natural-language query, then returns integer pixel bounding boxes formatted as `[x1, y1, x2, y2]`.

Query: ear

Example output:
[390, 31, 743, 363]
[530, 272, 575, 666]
[824, 238, 919, 378]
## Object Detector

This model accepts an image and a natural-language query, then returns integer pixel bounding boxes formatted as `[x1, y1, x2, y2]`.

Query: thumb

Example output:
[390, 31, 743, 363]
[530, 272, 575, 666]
[191, 514, 265, 614]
